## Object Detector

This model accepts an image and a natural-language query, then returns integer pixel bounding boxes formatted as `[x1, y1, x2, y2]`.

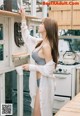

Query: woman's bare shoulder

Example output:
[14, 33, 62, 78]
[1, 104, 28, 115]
[43, 43, 51, 51]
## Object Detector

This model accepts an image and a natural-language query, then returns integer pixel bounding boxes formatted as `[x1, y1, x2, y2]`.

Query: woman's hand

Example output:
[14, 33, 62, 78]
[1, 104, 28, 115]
[22, 64, 29, 71]
[19, 7, 26, 21]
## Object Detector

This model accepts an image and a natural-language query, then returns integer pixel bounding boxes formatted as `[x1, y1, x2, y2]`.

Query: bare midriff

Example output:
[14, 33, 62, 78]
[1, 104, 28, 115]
[35, 63, 42, 79]
[36, 71, 42, 79]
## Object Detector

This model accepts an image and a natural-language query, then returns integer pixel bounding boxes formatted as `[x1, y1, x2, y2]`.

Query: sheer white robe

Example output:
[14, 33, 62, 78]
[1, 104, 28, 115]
[21, 21, 56, 116]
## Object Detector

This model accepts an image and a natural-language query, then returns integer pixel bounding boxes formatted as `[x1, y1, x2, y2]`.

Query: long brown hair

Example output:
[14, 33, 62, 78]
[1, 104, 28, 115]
[36, 18, 59, 68]
[43, 18, 59, 67]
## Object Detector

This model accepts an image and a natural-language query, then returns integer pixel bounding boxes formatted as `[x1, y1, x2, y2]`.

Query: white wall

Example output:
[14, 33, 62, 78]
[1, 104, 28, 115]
[0, 0, 3, 5]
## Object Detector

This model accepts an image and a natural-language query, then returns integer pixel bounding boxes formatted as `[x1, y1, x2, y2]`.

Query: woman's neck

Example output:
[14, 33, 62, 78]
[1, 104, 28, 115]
[41, 32, 46, 39]
[41, 33, 48, 43]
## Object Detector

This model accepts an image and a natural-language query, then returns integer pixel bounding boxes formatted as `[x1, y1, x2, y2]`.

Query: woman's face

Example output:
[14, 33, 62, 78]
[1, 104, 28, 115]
[38, 23, 46, 33]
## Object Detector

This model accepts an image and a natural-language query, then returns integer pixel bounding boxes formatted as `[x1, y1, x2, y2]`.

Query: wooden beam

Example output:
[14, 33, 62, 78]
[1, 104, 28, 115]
[0, 10, 39, 19]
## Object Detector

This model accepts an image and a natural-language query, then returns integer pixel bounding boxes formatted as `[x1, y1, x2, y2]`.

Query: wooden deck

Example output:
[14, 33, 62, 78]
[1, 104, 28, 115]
[55, 92, 80, 116]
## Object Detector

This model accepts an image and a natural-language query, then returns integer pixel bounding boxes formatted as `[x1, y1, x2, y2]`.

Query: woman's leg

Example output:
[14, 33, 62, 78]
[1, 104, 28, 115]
[33, 88, 41, 116]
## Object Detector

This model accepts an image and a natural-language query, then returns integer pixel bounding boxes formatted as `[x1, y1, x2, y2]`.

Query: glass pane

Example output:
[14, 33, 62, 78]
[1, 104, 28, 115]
[65, 38, 80, 51]
[59, 39, 70, 52]
[0, 24, 3, 40]
[0, 44, 4, 60]
[59, 30, 80, 36]
[30, 26, 34, 36]
[0, 0, 3, 10]
[36, 26, 40, 37]
[59, 38, 80, 52]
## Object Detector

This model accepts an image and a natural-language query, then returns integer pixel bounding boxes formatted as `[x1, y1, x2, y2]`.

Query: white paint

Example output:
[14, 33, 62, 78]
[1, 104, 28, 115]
[15, 66, 23, 116]
[31, 0, 36, 16]
[0, 9, 40, 116]
[0, 73, 5, 116]
[8, 17, 28, 67]
[17, 74, 23, 116]
[42, 0, 48, 18]
[0, 0, 3, 6]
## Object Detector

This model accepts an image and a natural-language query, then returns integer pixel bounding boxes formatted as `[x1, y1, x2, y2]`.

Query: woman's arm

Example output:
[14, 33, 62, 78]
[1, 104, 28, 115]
[20, 8, 42, 52]
[21, 21, 42, 47]
[29, 61, 55, 77]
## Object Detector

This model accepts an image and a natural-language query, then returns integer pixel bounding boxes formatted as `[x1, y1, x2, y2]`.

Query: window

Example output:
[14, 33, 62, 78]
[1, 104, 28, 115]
[59, 40, 70, 53]
[59, 30, 80, 52]
[29, 25, 40, 37]
[59, 29, 80, 36]
[0, 18, 9, 68]
[58, 30, 80, 62]
[64, 38, 80, 51]
[0, 24, 3, 40]
[29, 24, 40, 38]
[0, 24, 4, 61]
[0, 44, 4, 60]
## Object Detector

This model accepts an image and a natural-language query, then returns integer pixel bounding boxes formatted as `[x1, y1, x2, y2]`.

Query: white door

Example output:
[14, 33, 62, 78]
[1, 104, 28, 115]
[0, 17, 9, 68]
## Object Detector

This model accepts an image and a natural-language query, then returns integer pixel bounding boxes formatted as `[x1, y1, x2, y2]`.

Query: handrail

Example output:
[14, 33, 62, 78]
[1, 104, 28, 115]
[0, 10, 39, 19]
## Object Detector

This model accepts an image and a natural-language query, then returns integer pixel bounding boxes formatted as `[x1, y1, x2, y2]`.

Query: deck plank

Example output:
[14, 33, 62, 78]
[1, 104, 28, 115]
[55, 93, 80, 116]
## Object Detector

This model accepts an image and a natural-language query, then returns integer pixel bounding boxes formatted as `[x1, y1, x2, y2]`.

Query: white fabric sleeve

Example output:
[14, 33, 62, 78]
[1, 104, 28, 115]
[21, 21, 42, 52]
[29, 60, 55, 77]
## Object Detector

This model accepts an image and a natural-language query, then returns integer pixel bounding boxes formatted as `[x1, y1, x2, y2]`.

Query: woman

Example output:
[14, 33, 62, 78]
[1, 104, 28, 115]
[20, 8, 59, 116]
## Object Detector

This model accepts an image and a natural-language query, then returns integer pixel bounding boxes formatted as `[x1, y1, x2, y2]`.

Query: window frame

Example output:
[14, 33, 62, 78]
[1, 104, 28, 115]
[0, 17, 9, 68]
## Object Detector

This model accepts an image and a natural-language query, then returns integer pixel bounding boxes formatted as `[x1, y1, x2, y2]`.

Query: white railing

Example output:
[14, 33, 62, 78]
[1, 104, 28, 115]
[0, 69, 24, 116]
[17, 74, 23, 116]
[76, 67, 80, 94]
[0, 73, 5, 116]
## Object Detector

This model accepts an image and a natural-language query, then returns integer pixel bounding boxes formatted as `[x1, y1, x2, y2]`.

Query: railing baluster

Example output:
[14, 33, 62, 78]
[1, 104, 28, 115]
[17, 74, 23, 116]
[0, 73, 5, 116]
